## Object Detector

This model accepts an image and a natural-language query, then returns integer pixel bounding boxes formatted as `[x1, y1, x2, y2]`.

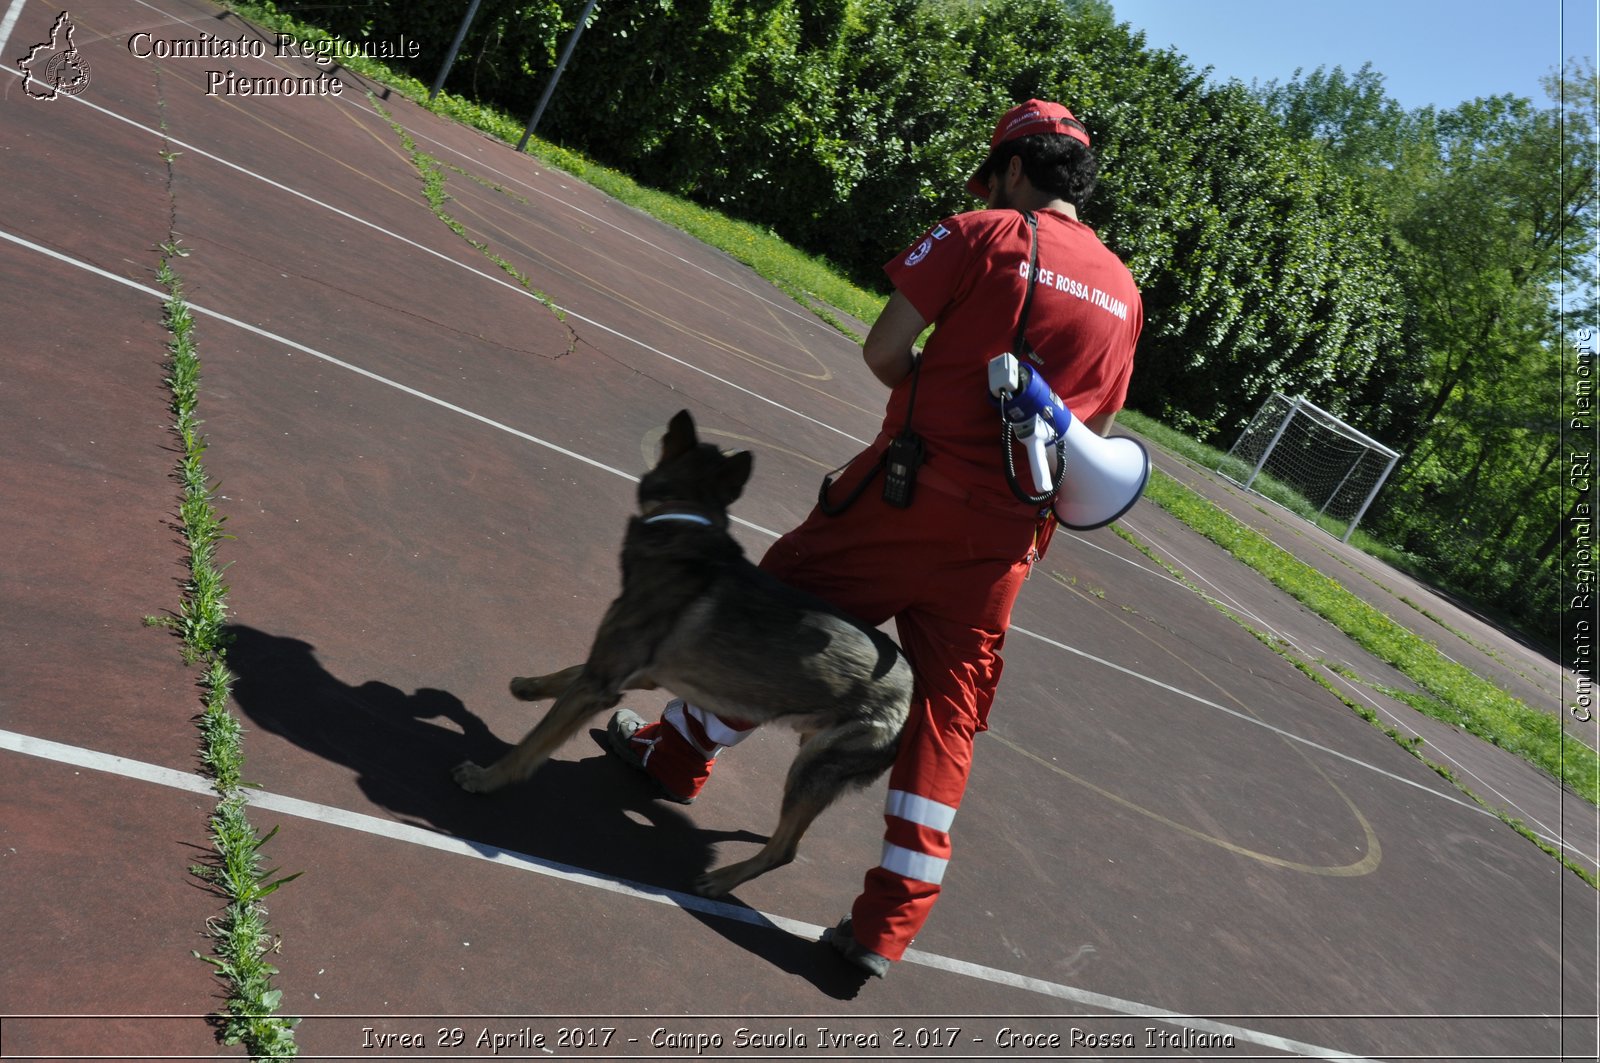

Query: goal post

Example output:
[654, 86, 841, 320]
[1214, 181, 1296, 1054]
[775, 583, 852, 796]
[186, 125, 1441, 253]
[1218, 393, 1400, 543]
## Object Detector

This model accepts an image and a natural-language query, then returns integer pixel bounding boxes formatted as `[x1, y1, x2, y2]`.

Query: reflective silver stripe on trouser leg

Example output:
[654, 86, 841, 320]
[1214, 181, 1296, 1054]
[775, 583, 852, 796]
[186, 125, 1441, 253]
[662, 699, 756, 759]
[879, 788, 958, 884]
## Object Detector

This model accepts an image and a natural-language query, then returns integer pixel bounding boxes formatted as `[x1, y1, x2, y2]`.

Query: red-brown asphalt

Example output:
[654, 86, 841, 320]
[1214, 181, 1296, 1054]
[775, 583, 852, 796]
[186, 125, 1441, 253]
[1, 1, 1595, 1060]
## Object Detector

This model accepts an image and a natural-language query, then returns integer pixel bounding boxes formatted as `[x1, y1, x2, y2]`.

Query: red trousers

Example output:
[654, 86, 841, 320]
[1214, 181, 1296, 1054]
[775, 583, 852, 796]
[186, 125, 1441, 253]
[630, 443, 1047, 961]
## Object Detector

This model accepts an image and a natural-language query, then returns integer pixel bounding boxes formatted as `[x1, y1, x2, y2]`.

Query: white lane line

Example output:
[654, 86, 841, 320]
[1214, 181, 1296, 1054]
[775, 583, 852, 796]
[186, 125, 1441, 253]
[1007, 623, 1507, 821]
[1119, 505, 1300, 646]
[0, 225, 650, 474]
[1317, 663, 1591, 865]
[0, 227, 1527, 833]
[0, 729, 1376, 1061]
[0, 64, 869, 450]
[379, 111, 838, 333]
[0, 0, 28, 62]
[122, 0, 833, 336]
[1103, 512, 1588, 859]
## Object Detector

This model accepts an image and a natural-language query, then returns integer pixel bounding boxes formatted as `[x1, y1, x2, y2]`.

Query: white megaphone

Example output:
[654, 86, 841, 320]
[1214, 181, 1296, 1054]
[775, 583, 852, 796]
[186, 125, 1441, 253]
[987, 353, 1150, 530]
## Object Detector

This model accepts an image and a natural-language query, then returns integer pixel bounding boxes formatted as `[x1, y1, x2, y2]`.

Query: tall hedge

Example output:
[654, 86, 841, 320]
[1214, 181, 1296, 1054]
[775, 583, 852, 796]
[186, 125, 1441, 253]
[273, 0, 1411, 441]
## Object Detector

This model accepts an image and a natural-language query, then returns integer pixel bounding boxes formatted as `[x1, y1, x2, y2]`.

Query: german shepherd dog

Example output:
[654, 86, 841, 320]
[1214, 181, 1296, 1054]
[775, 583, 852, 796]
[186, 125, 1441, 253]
[453, 410, 912, 898]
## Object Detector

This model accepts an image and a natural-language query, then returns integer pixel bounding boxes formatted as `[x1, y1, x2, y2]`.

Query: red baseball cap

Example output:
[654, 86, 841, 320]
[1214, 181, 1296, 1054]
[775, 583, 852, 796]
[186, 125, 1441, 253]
[967, 99, 1091, 199]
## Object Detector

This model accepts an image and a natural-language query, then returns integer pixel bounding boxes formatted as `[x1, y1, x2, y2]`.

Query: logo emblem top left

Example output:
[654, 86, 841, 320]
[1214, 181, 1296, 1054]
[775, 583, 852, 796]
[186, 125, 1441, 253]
[20, 12, 91, 100]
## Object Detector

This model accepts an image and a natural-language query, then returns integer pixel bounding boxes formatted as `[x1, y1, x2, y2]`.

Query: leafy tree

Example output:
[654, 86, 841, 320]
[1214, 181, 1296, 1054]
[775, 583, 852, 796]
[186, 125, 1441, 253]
[1036, 34, 1409, 438]
[1263, 60, 1597, 640]
[268, 0, 569, 101]
[1256, 62, 1411, 174]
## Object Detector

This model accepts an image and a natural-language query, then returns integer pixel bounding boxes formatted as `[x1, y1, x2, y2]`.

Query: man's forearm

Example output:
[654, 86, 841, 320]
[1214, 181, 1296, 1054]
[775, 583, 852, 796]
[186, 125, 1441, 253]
[863, 290, 929, 389]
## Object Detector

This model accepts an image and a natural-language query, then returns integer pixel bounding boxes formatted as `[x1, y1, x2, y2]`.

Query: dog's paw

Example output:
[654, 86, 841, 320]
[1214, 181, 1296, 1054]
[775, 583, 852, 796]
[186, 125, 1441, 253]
[693, 871, 731, 898]
[509, 677, 536, 700]
[452, 760, 493, 793]
[693, 864, 747, 899]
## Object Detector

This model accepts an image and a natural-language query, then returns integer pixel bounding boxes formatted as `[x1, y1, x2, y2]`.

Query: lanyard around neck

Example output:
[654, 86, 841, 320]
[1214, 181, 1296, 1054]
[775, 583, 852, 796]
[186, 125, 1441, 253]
[1013, 209, 1040, 362]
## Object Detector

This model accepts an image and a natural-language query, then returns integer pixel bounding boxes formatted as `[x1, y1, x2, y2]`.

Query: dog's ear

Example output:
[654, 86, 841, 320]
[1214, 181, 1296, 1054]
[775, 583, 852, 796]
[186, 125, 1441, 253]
[659, 409, 698, 464]
[716, 450, 754, 504]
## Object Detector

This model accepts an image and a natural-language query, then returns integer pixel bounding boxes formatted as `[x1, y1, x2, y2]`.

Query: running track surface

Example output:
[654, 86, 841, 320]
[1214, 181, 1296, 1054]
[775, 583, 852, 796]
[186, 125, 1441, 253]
[1, 1, 1595, 1059]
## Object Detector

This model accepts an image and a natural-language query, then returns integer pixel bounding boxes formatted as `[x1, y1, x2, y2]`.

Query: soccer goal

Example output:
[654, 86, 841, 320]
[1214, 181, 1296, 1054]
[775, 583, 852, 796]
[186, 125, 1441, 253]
[1218, 393, 1400, 543]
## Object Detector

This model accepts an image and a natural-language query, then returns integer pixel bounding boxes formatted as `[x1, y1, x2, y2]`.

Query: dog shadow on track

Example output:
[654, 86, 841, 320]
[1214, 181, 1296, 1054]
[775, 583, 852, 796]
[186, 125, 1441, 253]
[223, 624, 875, 998]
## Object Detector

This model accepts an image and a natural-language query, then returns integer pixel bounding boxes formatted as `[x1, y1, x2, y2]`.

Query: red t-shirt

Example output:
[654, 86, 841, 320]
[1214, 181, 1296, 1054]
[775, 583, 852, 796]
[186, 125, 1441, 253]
[881, 207, 1141, 509]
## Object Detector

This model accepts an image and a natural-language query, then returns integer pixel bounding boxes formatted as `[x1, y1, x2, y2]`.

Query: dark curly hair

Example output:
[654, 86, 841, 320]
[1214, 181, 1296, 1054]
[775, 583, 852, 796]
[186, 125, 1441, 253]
[984, 132, 1099, 212]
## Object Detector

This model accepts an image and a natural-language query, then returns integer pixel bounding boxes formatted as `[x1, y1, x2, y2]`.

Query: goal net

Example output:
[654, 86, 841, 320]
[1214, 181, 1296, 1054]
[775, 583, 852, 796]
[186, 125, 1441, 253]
[1218, 393, 1400, 543]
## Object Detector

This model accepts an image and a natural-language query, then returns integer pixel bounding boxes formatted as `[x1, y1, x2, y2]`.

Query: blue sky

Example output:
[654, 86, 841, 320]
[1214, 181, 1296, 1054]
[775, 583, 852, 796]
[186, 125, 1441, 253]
[1110, 0, 1596, 111]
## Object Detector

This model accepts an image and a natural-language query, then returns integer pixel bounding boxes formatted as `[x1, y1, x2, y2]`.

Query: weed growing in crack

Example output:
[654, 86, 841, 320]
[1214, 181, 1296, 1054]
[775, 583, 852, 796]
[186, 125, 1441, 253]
[152, 220, 301, 1057]
[371, 96, 577, 352]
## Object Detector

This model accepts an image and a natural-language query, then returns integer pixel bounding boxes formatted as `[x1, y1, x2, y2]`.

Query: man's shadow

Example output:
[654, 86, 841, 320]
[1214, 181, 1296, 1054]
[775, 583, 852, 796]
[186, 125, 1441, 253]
[223, 625, 874, 997]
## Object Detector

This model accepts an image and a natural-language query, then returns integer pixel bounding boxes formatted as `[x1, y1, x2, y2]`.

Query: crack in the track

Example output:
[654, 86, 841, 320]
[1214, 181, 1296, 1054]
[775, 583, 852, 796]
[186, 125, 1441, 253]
[373, 95, 580, 361]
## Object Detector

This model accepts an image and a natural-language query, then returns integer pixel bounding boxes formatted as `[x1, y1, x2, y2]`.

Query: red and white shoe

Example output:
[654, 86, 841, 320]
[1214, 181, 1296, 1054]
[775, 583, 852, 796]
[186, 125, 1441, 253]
[605, 709, 701, 804]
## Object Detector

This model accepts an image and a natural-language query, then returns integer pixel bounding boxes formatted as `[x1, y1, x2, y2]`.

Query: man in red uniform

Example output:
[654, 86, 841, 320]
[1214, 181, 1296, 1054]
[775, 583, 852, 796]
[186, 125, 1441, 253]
[610, 99, 1142, 977]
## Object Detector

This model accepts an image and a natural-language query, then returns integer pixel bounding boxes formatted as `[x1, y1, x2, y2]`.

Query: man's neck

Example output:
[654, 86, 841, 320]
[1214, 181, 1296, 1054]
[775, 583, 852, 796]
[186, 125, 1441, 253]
[1005, 188, 1077, 221]
[1030, 197, 1078, 221]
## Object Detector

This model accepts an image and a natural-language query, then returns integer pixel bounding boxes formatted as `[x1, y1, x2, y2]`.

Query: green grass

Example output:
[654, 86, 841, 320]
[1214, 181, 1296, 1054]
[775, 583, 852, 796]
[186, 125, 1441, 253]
[154, 243, 301, 1059]
[144, 100, 300, 1057]
[1141, 468, 1599, 807]
[1121, 409, 1555, 681]
[153, 244, 301, 1057]
[370, 95, 576, 351]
